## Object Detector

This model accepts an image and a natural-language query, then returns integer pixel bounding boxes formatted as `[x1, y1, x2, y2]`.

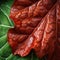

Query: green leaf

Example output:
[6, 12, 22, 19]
[0, 56, 5, 60]
[0, 0, 45, 60]
[0, 34, 7, 48]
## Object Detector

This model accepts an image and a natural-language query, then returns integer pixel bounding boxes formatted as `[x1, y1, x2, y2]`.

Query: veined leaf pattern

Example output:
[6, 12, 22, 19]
[8, 0, 60, 60]
[0, 0, 40, 60]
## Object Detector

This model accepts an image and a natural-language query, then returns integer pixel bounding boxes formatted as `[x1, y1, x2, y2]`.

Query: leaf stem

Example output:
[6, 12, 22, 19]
[0, 25, 14, 28]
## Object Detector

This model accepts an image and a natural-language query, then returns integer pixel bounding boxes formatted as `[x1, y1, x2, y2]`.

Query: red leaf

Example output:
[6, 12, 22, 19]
[7, 0, 60, 60]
